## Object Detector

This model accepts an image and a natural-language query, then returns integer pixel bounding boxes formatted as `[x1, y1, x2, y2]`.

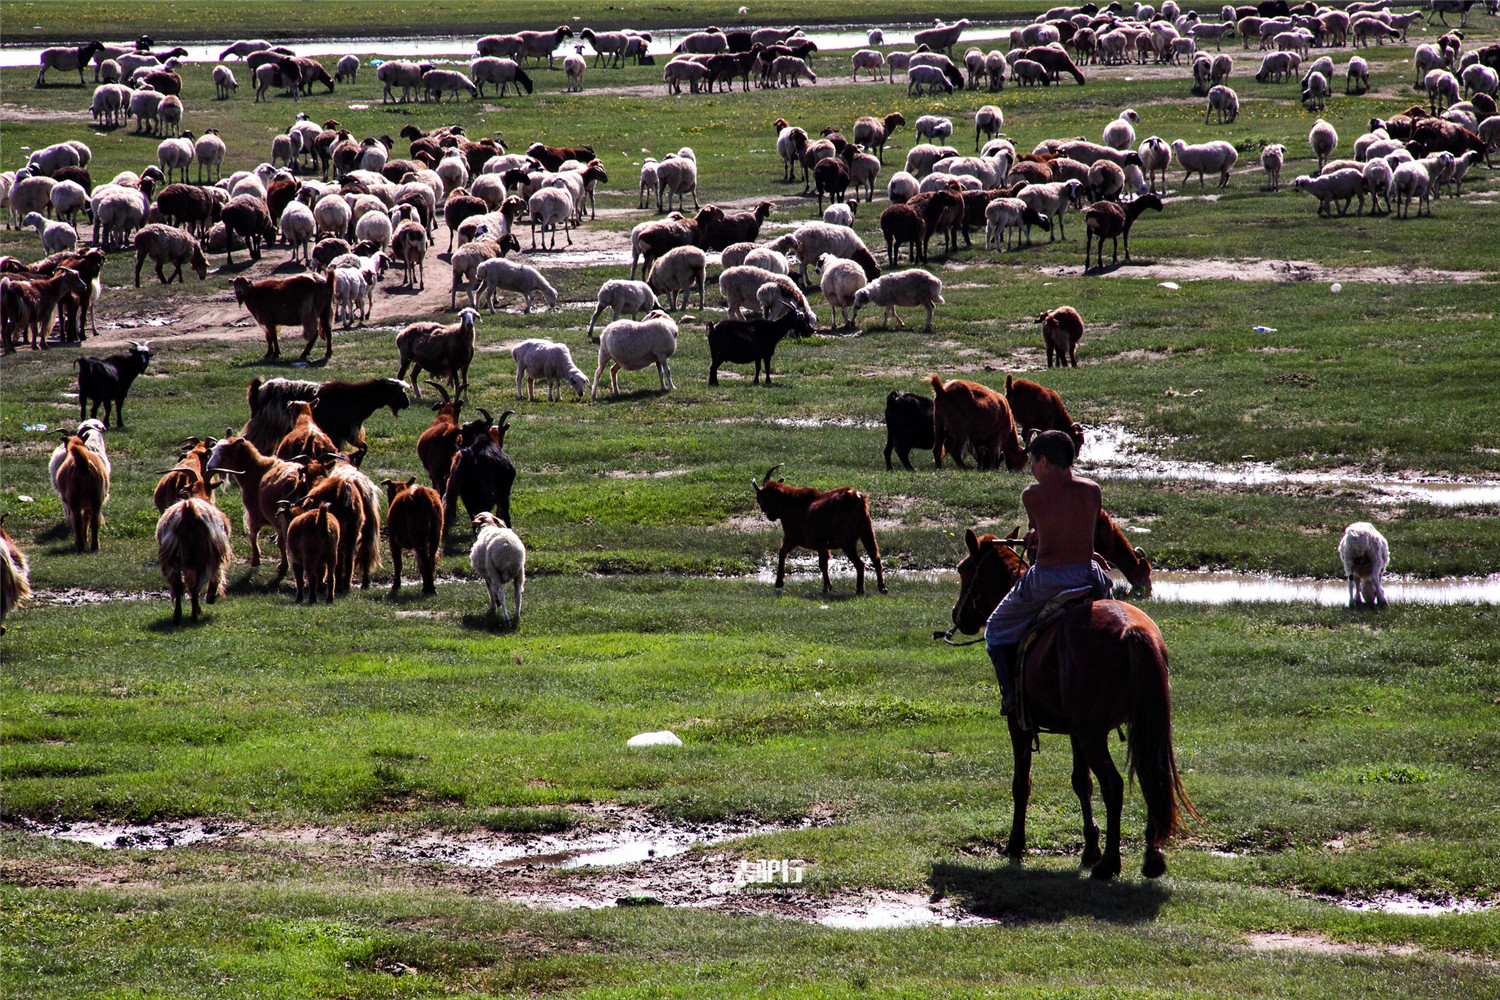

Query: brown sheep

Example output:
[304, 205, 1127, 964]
[232, 270, 336, 361]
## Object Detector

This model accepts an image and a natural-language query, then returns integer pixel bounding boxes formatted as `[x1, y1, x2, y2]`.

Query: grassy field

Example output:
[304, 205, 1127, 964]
[3, 3, 1500, 996]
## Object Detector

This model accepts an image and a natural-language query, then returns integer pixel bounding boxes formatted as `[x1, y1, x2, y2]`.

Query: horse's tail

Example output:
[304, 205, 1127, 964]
[1124, 624, 1200, 847]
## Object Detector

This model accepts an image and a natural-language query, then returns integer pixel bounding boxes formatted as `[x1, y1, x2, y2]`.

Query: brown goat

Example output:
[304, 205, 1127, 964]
[416, 381, 465, 492]
[279, 500, 340, 604]
[397, 307, 479, 399]
[0, 268, 89, 352]
[1, 513, 33, 634]
[232, 270, 335, 361]
[1035, 306, 1085, 368]
[751, 463, 887, 595]
[299, 471, 365, 595]
[156, 495, 233, 622]
[1005, 376, 1085, 454]
[56, 435, 110, 551]
[153, 438, 216, 512]
[383, 477, 444, 594]
[206, 432, 314, 575]
[275, 401, 338, 462]
[929, 376, 1026, 471]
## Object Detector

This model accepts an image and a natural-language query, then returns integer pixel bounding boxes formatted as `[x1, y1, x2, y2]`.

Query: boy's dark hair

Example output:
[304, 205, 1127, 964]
[1028, 429, 1076, 469]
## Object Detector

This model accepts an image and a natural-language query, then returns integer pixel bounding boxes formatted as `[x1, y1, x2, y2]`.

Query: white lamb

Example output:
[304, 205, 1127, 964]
[719, 265, 783, 319]
[1206, 84, 1240, 123]
[587, 279, 661, 340]
[21, 212, 78, 254]
[1337, 522, 1389, 608]
[638, 158, 659, 209]
[823, 200, 858, 226]
[1170, 138, 1238, 188]
[512, 338, 589, 401]
[1425, 68, 1460, 112]
[817, 253, 867, 329]
[470, 511, 525, 626]
[592, 310, 679, 398]
[851, 269, 945, 332]
[1308, 118, 1339, 172]
[1261, 143, 1288, 191]
[914, 115, 955, 143]
[1103, 109, 1140, 150]
[472, 258, 558, 314]
[333, 266, 372, 327]
[279, 200, 315, 263]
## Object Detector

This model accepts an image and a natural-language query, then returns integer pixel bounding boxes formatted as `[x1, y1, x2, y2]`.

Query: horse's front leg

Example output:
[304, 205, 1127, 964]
[1004, 714, 1033, 863]
[1070, 735, 1101, 869]
[1077, 730, 1123, 880]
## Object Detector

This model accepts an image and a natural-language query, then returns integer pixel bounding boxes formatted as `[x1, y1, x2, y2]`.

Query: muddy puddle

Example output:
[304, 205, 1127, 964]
[1081, 425, 1500, 507]
[1327, 893, 1497, 916]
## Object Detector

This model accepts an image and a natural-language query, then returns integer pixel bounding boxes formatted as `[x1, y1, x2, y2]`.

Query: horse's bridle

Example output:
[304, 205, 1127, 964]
[934, 538, 1028, 645]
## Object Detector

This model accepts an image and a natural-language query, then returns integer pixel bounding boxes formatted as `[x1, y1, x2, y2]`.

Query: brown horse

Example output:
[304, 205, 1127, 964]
[1096, 509, 1152, 597]
[950, 528, 1196, 880]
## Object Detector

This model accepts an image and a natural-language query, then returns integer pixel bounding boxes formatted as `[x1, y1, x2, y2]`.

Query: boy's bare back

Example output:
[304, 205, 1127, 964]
[1023, 461, 1101, 566]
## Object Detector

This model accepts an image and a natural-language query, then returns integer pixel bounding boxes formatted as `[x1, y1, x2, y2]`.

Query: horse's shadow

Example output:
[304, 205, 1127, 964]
[928, 861, 1170, 925]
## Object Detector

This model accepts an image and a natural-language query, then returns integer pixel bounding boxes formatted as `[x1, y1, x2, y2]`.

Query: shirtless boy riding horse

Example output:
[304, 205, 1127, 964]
[985, 430, 1114, 716]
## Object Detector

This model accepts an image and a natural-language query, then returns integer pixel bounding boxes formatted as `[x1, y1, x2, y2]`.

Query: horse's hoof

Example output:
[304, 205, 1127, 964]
[1080, 848, 1102, 869]
[1142, 850, 1167, 880]
[1089, 858, 1120, 881]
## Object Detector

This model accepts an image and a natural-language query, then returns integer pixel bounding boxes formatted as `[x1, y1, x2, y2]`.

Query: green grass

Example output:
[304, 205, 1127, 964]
[3, 5, 1500, 996]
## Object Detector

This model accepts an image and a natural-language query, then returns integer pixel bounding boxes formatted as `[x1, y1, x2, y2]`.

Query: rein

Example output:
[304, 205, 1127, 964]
[933, 538, 1029, 645]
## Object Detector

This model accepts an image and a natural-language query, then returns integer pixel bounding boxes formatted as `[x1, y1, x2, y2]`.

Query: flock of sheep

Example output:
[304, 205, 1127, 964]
[3, 1, 1496, 631]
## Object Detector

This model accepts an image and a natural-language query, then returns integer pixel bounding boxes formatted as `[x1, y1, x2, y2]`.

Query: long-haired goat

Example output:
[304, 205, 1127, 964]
[156, 495, 233, 623]
[56, 434, 110, 551]
[0, 514, 32, 634]
[383, 477, 444, 595]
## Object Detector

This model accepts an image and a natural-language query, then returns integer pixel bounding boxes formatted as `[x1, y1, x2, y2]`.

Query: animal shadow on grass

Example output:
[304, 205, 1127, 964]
[460, 611, 517, 632]
[146, 612, 215, 633]
[213, 259, 257, 276]
[929, 861, 1170, 925]
[34, 523, 72, 544]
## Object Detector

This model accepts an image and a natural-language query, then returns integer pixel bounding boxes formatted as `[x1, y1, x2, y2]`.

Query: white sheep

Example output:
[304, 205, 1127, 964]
[637, 158, 659, 209]
[129, 87, 164, 134]
[1138, 136, 1172, 193]
[1009, 59, 1047, 87]
[1170, 138, 1238, 188]
[592, 310, 679, 398]
[21, 212, 78, 254]
[1337, 522, 1389, 608]
[908, 64, 956, 95]
[764, 222, 880, 287]
[851, 269, 945, 332]
[513, 338, 589, 401]
[1363, 158, 1393, 214]
[742, 247, 790, 274]
[868, 28, 885, 45]
[1292, 168, 1367, 216]
[1462, 64, 1499, 99]
[1103, 109, 1140, 150]
[1308, 118, 1339, 172]
[932, 154, 1009, 190]
[914, 115, 955, 143]
[655, 154, 698, 213]
[903, 143, 960, 178]
[1301, 70, 1329, 111]
[920, 171, 981, 194]
[527, 187, 574, 249]
[1346, 55, 1370, 94]
[754, 275, 817, 327]
[332, 266, 373, 327]
[719, 265, 782, 319]
[1261, 143, 1288, 191]
[1017, 179, 1084, 241]
[473, 258, 558, 313]
[279, 200, 316, 263]
[313, 193, 351, 240]
[1389, 160, 1432, 217]
[193, 130, 226, 184]
[564, 46, 586, 91]
[771, 55, 817, 88]
[335, 55, 359, 84]
[157, 136, 195, 184]
[823, 200, 858, 227]
[354, 208, 393, 249]
[1448, 149, 1482, 197]
[852, 49, 887, 82]
[1425, 68, 1461, 112]
[664, 58, 710, 93]
[887, 170, 919, 204]
[90, 84, 125, 126]
[48, 180, 90, 230]
[587, 279, 661, 339]
[1206, 85, 1240, 123]
[470, 511, 525, 626]
[647, 245, 707, 311]
[436, 150, 471, 196]
[984, 196, 1044, 251]
[817, 253, 867, 329]
[158, 96, 183, 137]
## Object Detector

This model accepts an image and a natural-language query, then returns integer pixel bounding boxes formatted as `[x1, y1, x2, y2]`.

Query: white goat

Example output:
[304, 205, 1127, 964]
[1338, 522, 1389, 608]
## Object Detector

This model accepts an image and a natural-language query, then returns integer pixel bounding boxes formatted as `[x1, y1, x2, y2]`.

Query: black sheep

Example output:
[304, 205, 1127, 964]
[77, 341, 151, 428]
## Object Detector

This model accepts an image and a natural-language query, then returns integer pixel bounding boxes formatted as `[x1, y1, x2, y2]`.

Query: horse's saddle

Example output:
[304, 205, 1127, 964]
[1013, 587, 1097, 733]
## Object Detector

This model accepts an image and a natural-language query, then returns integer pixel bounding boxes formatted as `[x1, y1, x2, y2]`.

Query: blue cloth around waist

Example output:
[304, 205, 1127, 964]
[984, 561, 1113, 648]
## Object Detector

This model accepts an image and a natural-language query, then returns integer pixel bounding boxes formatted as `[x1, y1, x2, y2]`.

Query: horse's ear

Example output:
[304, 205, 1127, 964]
[964, 528, 980, 555]
[1005, 526, 1020, 540]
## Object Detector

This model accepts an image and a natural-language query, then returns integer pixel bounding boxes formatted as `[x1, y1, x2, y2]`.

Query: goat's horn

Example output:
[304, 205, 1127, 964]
[497, 409, 515, 427]
[425, 379, 450, 402]
[156, 468, 189, 475]
[478, 407, 493, 424]
[762, 463, 783, 484]
[1134, 546, 1146, 558]
[206, 467, 245, 476]
[180, 436, 201, 446]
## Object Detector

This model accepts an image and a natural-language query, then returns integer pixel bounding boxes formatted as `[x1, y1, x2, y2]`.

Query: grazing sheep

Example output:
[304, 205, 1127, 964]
[851, 269, 945, 332]
[852, 49, 887, 82]
[278, 200, 316, 263]
[1363, 158, 1394, 214]
[512, 338, 589, 401]
[21, 212, 78, 254]
[335, 55, 359, 84]
[1389, 160, 1432, 217]
[1103, 109, 1140, 150]
[1037, 306, 1085, 368]
[763, 221, 882, 286]
[647, 245, 707, 311]
[587, 279, 661, 339]
[853, 112, 905, 163]
[1206, 84, 1240, 123]
[1017, 179, 1084, 241]
[1347, 55, 1370, 94]
[1338, 522, 1389, 608]
[592, 310, 679, 398]
[720, 266, 784, 319]
[887, 170, 919, 204]
[470, 56, 533, 97]
[133, 223, 208, 285]
[655, 153, 699, 212]
[1308, 118, 1339, 171]
[771, 55, 817, 88]
[471, 511, 525, 626]
[1294, 168, 1368, 216]
[1170, 139, 1238, 187]
[755, 275, 817, 327]
[1261, 143, 1288, 190]
[421, 68, 479, 101]
[472, 258, 557, 314]
[909, 64, 958, 95]
[1301, 70, 1330, 111]
[915, 115, 955, 143]
[823, 199, 859, 227]
[817, 252, 868, 329]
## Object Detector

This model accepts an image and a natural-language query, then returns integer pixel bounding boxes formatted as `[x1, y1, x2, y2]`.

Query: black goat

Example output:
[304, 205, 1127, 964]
[706, 311, 811, 386]
[308, 378, 411, 466]
[77, 341, 151, 428]
[442, 408, 517, 531]
[884, 390, 937, 471]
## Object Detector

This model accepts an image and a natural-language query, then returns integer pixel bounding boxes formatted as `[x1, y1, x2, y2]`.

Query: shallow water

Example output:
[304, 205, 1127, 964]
[1330, 893, 1496, 916]
[1, 22, 1023, 69]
